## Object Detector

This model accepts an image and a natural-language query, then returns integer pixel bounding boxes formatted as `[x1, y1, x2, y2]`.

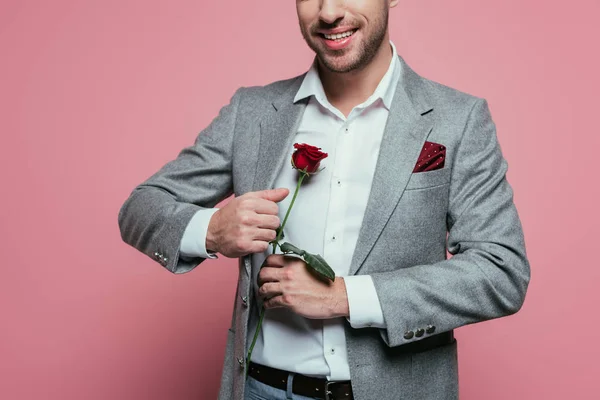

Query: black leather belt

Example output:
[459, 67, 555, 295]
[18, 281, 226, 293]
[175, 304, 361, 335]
[247, 330, 454, 399]
[248, 362, 353, 399]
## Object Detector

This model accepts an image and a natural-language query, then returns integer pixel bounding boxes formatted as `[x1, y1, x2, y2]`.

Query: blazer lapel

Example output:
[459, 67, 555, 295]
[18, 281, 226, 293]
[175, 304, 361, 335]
[348, 56, 435, 276]
[243, 77, 306, 278]
[252, 78, 307, 192]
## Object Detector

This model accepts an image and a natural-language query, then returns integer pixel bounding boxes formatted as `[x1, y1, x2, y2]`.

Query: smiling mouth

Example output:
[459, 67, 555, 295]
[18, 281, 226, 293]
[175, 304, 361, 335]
[320, 29, 357, 41]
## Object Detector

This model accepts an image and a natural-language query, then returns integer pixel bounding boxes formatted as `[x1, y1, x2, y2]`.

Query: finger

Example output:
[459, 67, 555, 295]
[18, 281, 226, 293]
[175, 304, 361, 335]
[253, 228, 277, 242]
[252, 199, 280, 216]
[258, 282, 282, 299]
[263, 295, 286, 309]
[248, 240, 270, 254]
[264, 254, 286, 267]
[248, 188, 289, 203]
[255, 214, 280, 230]
[257, 266, 283, 286]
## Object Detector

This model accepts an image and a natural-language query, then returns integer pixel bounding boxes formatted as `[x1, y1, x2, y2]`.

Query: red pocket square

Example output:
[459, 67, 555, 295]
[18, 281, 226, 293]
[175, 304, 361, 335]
[413, 141, 446, 172]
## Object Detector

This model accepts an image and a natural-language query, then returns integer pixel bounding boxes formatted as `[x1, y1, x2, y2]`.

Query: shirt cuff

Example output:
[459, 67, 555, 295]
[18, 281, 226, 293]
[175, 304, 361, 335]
[344, 275, 386, 329]
[179, 208, 220, 259]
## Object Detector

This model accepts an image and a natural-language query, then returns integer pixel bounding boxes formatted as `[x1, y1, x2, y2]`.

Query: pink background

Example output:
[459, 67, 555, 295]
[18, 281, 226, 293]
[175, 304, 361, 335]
[2, 0, 599, 399]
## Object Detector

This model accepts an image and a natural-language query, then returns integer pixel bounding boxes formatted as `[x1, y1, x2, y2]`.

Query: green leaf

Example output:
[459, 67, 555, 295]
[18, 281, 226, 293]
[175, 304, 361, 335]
[280, 242, 305, 256]
[303, 252, 336, 281]
[275, 226, 285, 240]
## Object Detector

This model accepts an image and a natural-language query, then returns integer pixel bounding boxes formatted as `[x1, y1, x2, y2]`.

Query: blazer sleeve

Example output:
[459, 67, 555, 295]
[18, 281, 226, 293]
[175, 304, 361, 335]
[117, 87, 244, 274]
[370, 98, 531, 347]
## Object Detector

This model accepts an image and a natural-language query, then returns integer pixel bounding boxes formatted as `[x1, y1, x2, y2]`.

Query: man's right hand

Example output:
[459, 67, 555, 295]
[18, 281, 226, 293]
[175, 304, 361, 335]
[205, 188, 289, 258]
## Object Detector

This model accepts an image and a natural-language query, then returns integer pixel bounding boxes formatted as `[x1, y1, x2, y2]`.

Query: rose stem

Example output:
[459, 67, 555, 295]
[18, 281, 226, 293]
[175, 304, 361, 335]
[276, 170, 307, 244]
[245, 170, 308, 376]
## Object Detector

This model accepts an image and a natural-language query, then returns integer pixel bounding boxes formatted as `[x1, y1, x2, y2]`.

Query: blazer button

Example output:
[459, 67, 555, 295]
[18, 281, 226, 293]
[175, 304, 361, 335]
[403, 330, 414, 340]
[237, 357, 244, 367]
[426, 325, 436, 334]
[241, 295, 248, 306]
[415, 328, 425, 337]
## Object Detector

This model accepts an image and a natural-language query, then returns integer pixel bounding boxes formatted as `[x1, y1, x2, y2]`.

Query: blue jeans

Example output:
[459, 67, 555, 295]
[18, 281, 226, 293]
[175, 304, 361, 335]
[244, 374, 320, 400]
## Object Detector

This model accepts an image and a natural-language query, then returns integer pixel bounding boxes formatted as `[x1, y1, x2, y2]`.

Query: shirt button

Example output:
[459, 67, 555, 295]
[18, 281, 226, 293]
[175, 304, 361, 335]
[337, 180, 341, 186]
[332, 235, 336, 241]
[330, 348, 335, 355]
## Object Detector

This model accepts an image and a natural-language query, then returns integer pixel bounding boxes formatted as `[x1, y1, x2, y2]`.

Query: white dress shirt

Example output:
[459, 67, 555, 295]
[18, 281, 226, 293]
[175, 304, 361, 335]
[180, 41, 402, 380]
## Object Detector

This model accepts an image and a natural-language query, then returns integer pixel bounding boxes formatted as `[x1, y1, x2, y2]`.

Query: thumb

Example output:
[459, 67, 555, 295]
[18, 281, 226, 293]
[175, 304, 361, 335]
[252, 187, 290, 202]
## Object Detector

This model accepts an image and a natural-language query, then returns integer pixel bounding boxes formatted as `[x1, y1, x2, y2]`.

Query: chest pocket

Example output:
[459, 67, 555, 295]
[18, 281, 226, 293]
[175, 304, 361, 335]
[405, 167, 451, 190]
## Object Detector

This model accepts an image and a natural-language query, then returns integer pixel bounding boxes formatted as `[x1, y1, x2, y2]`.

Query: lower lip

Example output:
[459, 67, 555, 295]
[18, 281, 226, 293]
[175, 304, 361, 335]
[321, 31, 356, 50]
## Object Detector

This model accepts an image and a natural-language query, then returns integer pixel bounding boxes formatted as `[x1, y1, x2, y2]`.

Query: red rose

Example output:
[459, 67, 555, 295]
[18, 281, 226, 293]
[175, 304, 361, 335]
[291, 143, 328, 174]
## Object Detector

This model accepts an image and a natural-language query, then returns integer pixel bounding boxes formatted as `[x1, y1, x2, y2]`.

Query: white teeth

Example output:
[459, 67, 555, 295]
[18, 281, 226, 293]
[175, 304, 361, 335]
[323, 30, 355, 40]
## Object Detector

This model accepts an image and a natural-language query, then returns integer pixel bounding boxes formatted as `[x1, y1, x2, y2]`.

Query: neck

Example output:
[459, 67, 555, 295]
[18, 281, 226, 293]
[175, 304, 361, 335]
[318, 37, 393, 116]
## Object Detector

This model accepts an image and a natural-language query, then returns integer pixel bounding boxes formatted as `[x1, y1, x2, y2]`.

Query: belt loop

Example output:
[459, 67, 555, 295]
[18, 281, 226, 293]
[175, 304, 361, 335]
[286, 372, 294, 399]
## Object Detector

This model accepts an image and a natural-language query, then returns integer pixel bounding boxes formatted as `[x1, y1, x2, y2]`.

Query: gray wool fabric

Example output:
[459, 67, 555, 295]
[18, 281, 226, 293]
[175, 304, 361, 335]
[118, 54, 530, 400]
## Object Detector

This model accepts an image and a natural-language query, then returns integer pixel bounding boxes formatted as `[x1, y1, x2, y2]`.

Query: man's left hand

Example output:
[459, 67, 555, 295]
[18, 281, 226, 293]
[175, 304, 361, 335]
[257, 254, 349, 319]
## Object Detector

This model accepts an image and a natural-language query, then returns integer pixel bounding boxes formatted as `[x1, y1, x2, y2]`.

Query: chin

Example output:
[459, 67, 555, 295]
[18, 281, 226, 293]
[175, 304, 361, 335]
[319, 54, 361, 73]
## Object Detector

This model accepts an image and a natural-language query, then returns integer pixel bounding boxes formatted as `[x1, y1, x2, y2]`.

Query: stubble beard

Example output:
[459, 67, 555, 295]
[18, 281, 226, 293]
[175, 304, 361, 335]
[300, 7, 389, 74]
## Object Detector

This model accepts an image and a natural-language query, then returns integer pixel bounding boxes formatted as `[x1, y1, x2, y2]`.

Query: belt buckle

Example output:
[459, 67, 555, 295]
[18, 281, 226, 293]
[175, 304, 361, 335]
[324, 381, 335, 400]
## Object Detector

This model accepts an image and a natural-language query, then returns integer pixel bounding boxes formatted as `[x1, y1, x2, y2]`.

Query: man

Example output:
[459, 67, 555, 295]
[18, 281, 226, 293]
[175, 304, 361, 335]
[118, 0, 530, 399]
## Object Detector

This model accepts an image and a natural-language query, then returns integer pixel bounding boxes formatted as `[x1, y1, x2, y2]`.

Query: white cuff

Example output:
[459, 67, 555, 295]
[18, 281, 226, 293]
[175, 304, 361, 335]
[179, 208, 219, 259]
[344, 275, 386, 328]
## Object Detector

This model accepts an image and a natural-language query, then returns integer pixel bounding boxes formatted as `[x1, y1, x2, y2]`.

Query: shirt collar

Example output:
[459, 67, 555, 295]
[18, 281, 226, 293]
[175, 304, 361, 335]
[293, 41, 401, 111]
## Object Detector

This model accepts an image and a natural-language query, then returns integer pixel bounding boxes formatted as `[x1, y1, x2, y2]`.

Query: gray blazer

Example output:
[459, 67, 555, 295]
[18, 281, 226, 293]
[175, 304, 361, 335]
[118, 55, 530, 400]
